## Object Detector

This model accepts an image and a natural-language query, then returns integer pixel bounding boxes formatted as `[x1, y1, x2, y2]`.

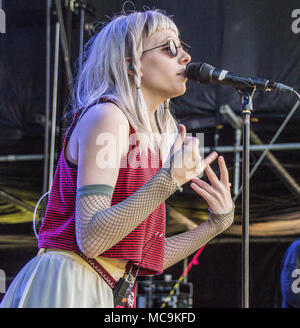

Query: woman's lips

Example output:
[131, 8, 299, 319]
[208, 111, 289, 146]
[177, 73, 187, 79]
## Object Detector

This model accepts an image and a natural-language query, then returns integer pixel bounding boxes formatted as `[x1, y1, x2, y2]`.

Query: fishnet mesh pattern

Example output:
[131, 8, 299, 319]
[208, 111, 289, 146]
[75, 168, 178, 258]
[163, 206, 235, 270]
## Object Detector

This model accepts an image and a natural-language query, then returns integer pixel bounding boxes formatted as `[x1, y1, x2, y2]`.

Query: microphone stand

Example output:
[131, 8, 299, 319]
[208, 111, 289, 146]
[236, 88, 300, 308]
[237, 89, 256, 308]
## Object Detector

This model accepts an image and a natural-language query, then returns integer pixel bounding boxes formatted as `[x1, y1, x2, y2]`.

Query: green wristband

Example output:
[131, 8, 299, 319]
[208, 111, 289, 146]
[77, 184, 114, 198]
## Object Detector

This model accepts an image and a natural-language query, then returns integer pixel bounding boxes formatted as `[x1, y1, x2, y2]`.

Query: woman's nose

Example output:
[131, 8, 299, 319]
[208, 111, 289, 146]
[179, 49, 191, 65]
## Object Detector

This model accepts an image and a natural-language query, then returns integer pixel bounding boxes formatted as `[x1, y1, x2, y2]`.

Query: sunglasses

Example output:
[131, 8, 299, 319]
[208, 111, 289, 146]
[142, 39, 191, 57]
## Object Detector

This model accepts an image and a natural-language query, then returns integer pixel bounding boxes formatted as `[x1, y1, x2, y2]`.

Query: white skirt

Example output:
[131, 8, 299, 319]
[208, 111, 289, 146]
[0, 248, 126, 308]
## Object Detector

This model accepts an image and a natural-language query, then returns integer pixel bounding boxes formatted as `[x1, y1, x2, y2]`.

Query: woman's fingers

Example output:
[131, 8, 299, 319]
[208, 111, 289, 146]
[204, 156, 230, 189]
[190, 181, 214, 204]
[203, 151, 218, 168]
[205, 164, 219, 187]
[219, 156, 229, 185]
[191, 155, 233, 214]
[191, 177, 216, 195]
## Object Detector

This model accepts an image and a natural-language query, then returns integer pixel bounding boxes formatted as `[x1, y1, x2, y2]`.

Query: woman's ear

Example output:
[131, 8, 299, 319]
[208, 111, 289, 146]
[125, 57, 143, 77]
[125, 57, 134, 76]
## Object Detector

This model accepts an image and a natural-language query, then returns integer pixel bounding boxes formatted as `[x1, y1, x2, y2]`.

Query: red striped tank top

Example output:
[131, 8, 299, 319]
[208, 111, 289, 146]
[38, 98, 166, 276]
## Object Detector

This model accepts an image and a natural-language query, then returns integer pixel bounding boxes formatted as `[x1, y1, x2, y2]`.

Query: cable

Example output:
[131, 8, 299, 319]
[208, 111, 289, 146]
[132, 231, 164, 278]
[32, 191, 49, 239]
[113, 231, 164, 307]
[160, 245, 206, 308]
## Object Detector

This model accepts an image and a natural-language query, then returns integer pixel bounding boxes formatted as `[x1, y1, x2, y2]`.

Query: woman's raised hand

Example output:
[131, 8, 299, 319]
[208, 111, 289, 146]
[167, 124, 218, 186]
[190, 156, 233, 215]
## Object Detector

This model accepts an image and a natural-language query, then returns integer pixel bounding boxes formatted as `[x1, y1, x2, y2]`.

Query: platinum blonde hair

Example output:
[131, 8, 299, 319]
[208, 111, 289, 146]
[71, 9, 180, 162]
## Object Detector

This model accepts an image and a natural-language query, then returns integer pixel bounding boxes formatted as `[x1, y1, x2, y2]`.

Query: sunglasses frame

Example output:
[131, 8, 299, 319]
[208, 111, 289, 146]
[142, 39, 191, 57]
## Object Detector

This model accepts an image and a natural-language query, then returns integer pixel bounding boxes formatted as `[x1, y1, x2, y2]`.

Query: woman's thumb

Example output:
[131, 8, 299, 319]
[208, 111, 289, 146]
[169, 124, 186, 159]
[171, 124, 186, 154]
[178, 124, 186, 144]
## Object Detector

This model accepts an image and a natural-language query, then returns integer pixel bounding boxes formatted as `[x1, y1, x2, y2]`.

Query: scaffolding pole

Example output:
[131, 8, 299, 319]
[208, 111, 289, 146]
[1, 142, 300, 162]
[220, 104, 300, 200]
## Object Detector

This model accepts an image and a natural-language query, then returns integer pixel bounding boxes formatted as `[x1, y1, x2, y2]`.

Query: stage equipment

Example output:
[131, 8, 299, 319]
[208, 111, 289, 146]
[43, 0, 51, 194]
[137, 279, 193, 308]
[43, 0, 95, 193]
[186, 61, 300, 308]
[137, 246, 205, 308]
[220, 105, 300, 200]
[65, 1, 95, 69]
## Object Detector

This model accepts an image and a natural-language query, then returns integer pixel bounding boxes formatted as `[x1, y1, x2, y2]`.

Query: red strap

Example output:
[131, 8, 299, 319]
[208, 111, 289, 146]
[77, 252, 137, 308]
[77, 252, 117, 289]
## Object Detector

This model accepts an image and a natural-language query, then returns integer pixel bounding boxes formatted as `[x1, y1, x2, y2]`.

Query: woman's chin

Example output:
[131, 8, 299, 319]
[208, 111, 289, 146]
[173, 85, 187, 97]
[163, 84, 187, 100]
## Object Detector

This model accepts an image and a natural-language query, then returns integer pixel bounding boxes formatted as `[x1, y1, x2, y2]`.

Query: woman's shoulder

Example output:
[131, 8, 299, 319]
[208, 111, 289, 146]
[74, 101, 130, 158]
[84, 101, 129, 127]
[76, 102, 130, 137]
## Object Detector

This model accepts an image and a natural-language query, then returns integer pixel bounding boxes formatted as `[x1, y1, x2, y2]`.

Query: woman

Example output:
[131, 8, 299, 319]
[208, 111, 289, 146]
[0, 9, 234, 308]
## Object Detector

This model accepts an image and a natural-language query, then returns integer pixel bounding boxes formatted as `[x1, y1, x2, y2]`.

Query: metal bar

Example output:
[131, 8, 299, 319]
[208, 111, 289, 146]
[0, 142, 299, 163]
[0, 140, 299, 164]
[43, 0, 52, 194]
[204, 143, 300, 153]
[0, 190, 35, 213]
[0, 154, 45, 162]
[220, 98, 300, 203]
[220, 104, 300, 200]
[242, 105, 251, 309]
[55, 0, 73, 91]
[233, 128, 242, 198]
[79, 7, 85, 70]
[209, 237, 297, 244]
[183, 257, 188, 283]
[49, 22, 60, 189]
[249, 131, 300, 199]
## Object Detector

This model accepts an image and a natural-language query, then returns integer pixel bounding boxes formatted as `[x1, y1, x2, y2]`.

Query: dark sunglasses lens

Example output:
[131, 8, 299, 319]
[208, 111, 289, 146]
[169, 40, 177, 56]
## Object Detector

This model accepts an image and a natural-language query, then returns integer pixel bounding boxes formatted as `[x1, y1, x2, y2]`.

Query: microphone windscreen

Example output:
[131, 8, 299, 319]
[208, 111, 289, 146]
[185, 62, 215, 84]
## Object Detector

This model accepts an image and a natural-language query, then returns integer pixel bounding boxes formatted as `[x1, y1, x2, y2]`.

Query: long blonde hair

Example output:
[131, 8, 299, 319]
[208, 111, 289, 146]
[70, 9, 180, 162]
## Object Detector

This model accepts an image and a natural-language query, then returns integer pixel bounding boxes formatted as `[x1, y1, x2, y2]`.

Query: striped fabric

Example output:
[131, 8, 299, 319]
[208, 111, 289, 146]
[38, 99, 166, 276]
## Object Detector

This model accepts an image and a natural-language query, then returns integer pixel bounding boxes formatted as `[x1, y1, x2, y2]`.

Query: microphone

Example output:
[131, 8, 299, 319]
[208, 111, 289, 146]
[185, 62, 294, 93]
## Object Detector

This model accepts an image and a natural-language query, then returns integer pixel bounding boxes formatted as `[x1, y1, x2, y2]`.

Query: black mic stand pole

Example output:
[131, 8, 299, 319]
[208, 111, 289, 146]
[238, 89, 255, 308]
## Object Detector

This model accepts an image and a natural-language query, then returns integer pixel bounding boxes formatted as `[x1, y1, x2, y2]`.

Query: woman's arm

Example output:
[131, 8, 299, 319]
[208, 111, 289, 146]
[75, 107, 214, 259]
[163, 156, 234, 270]
[75, 103, 179, 258]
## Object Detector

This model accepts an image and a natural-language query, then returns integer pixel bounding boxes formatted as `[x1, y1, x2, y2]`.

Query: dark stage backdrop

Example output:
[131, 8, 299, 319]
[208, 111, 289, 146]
[77, 0, 300, 119]
[0, 0, 299, 308]
[0, 0, 299, 141]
